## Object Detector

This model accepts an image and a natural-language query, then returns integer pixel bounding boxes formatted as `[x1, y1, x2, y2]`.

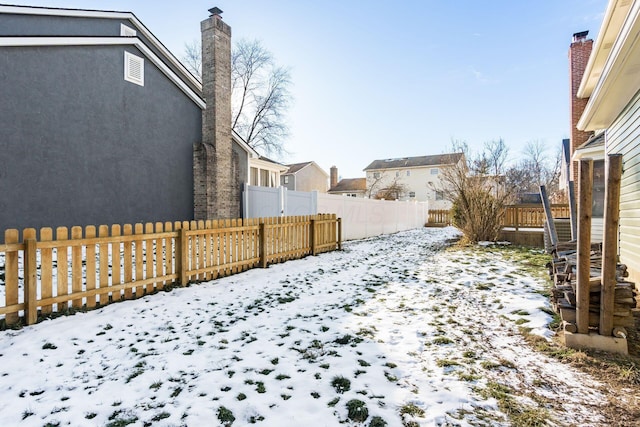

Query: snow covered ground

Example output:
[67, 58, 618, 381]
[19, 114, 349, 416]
[0, 227, 606, 426]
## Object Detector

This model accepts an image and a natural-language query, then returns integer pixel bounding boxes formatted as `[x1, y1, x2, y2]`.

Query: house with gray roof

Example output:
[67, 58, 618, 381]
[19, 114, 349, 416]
[363, 153, 464, 208]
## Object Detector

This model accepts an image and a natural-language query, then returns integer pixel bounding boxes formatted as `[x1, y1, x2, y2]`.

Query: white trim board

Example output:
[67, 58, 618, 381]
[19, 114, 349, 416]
[0, 4, 202, 90]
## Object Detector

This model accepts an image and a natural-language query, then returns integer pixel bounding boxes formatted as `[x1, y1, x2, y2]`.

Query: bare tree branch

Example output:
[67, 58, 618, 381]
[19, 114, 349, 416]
[182, 38, 292, 158]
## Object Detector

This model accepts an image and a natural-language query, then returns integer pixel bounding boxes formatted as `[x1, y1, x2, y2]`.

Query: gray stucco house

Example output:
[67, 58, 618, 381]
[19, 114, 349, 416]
[0, 5, 247, 235]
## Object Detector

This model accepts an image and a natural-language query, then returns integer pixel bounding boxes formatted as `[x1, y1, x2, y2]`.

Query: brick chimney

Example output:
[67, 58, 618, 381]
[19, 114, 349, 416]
[569, 31, 594, 184]
[194, 7, 239, 220]
[330, 165, 338, 189]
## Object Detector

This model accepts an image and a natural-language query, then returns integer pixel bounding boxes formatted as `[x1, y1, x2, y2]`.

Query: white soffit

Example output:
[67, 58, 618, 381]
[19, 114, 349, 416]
[578, 0, 640, 130]
[578, 0, 632, 98]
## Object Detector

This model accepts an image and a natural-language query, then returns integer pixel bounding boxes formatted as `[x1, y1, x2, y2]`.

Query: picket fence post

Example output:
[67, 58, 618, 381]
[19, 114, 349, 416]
[23, 228, 38, 326]
[179, 227, 189, 286]
[259, 222, 268, 268]
[310, 218, 317, 256]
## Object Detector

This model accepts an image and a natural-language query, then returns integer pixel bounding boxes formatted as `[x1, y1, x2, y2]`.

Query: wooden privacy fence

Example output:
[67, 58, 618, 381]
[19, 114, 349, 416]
[502, 204, 570, 230]
[0, 214, 341, 327]
[426, 209, 451, 226]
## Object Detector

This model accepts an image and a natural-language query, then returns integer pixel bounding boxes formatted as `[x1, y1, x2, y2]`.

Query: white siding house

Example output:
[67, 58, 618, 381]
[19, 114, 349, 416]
[575, 0, 640, 282]
[363, 153, 464, 210]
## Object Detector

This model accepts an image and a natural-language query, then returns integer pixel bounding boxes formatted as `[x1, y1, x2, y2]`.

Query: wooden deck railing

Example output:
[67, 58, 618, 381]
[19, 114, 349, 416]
[502, 204, 570, 230]
[0, 214, 341, 327]
[426, 204, 570, 230]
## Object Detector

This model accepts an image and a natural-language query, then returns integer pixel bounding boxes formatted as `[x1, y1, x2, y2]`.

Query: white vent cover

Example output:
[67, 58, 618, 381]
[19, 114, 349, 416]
[120, 24, 137, 37]
[124, 51, 144, 86]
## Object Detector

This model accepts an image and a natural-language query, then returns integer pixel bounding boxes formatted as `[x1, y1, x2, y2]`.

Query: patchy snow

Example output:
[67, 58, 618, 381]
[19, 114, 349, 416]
[0, 227, 605, 426]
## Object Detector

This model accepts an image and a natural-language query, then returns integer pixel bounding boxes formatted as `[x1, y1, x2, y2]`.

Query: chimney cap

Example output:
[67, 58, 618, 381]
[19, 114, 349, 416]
[572, 30, 589, 41]
[209, 7, 223, 16]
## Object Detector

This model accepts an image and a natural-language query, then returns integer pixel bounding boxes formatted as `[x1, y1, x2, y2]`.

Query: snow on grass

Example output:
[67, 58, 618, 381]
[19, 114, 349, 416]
[0, 227, 606, 426]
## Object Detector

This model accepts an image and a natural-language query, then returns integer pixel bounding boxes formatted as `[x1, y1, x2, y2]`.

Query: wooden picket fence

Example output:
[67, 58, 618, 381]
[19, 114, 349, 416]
[0, 214, 341, 327]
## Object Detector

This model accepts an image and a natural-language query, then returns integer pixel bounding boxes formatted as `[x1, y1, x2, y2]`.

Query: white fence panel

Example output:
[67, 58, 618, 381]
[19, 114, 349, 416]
[286, 190, 317, 216]
[243, 185, 282, 218]
[316, 194, 428, 240]
[244, 185, 428, 240]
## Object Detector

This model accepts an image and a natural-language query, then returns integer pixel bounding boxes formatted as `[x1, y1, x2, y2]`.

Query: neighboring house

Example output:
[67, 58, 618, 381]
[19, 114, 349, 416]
[281, 161, 329, 193]
[250, 156, 289, 187]
[363, 153, 464, 209]
[328, 179, 367, 198]
[569, 0, 640, 282]
[327, 165, 366, 197]
[0, 5, 246, 234]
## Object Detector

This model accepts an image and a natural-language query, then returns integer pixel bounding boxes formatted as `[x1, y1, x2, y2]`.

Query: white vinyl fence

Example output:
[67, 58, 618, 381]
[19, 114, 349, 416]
[243, 185, 428, 240]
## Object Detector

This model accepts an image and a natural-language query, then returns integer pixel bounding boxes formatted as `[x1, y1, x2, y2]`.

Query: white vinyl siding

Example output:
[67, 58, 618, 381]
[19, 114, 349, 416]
[606, 88, 640, 281]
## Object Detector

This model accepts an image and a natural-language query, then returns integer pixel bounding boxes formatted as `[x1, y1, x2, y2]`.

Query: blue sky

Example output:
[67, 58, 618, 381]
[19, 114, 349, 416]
[14, 0, 608, 179]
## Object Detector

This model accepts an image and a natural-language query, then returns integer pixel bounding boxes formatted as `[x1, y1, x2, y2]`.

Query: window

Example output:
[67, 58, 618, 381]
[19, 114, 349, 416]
[124, 51, 144, 86]
[435, 191, 444, 201]
[373, 172, 381, 179]
[250, 167, 258, 186]
[406, 170, 411, 176]
[430, 168, 439, 175]
[396, 171, 400, 177]
[409, 191, 415, 198]
[260, 169, 269, 186]
[284, 176, 289, 184]
[592, 160, 605, 218]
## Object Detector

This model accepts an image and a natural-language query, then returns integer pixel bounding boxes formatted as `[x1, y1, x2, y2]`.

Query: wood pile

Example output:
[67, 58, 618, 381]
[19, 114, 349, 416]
[548, 247, 638, 331]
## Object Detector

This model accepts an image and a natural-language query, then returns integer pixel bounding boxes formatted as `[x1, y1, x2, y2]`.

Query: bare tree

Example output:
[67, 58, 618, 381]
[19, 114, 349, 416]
[182, 40, 201, 78]
[439, 141, 513, 243]
[374, 177, 408, 200]
[507, 140, 562, 201]
[182, 38, 292, 157]
[365, 173, 407, 200]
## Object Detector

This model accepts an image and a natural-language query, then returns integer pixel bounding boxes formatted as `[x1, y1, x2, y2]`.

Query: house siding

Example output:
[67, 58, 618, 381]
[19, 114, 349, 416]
[606, 88, 640, 282]
[0, 13, 200, 94]
[294, 167, 328, 193]
[366, 165, 453, 209]
[0, 44, 201, 233]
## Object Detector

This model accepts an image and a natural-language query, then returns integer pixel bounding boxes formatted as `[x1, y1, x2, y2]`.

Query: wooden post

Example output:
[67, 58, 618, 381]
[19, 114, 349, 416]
[539, 185, 558, 248]
[179, 227, 188, 286]
[259, 222, 268, 268]
[23, 228, 38, 326]
[71, 226, 83, 308]
[514, 206, 519, 231]
[310, 218, 317, 256]
[568, 180, 577, 240]
[40, 228, 53, 316]
[4, 229, 19, 325]
[600, 154, 623, 336]
[576, 159, 593, 334]
[337, 218, 343, 250]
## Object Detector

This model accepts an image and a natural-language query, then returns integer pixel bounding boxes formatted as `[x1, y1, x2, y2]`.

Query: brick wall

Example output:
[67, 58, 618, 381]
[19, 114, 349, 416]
[569, 34, 594, 184]
[194, 11, 241, 220]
